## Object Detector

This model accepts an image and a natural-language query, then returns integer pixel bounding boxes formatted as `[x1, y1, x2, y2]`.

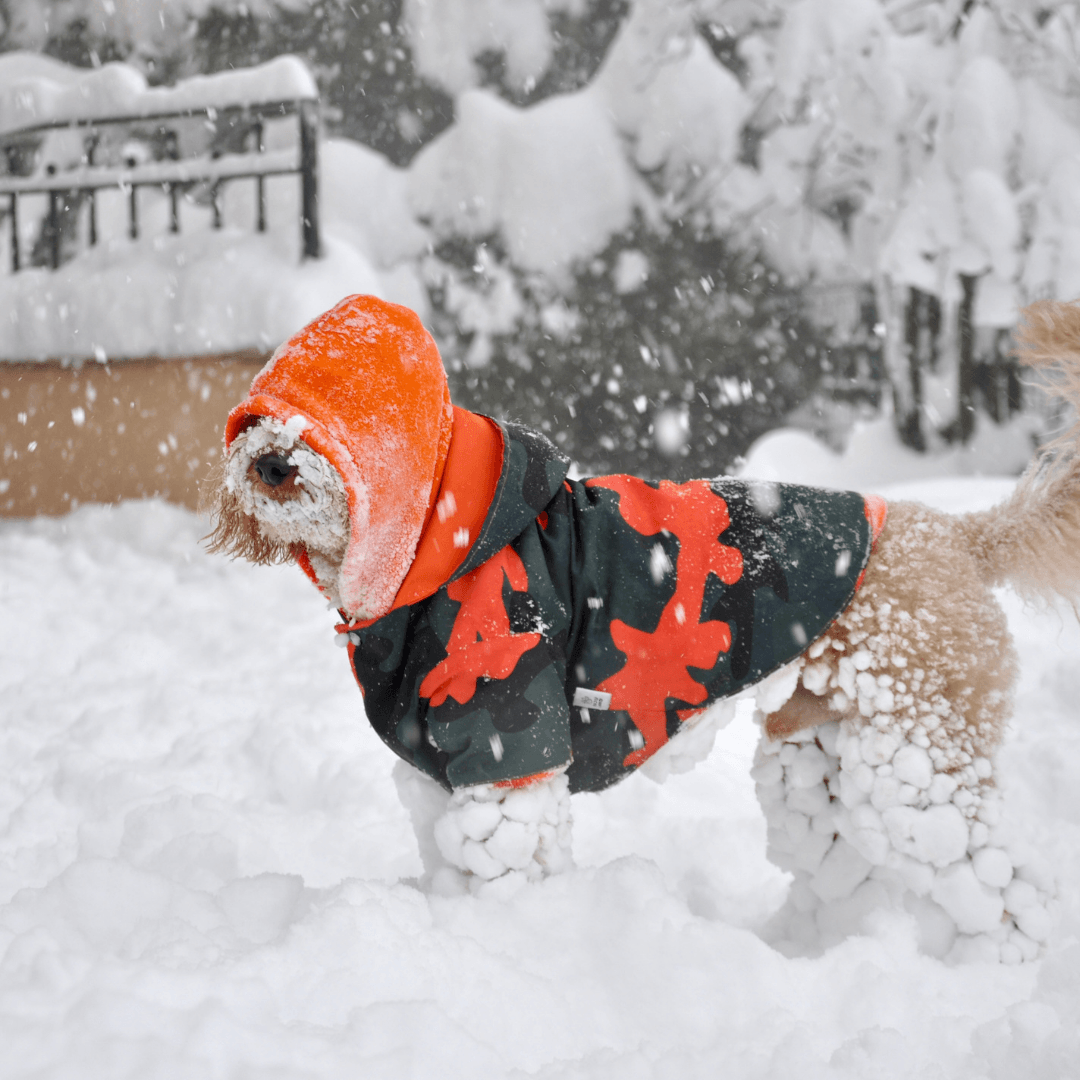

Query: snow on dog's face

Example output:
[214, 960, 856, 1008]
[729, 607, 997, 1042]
[206, 415, 350, 606]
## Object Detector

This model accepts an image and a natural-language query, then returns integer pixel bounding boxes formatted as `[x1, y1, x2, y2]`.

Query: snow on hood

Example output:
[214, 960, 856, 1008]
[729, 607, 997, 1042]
[224, 294, 454, 621]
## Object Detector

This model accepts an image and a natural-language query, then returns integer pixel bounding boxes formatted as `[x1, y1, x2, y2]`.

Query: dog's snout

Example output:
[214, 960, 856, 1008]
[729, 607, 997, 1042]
[254, 453, 295, 487]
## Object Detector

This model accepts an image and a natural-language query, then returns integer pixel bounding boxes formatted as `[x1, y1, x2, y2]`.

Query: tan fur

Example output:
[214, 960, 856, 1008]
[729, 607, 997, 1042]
[764, 684, 843, 739]
[768, 501, 1019, 768]
[1014, 299, 1080, 450]
[767, 299, 1080, 761]
[958, 300, 1080, 606]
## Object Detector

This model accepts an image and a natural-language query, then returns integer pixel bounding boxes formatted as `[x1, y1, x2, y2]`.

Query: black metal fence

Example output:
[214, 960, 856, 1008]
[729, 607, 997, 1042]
[0, 96, 320, 272]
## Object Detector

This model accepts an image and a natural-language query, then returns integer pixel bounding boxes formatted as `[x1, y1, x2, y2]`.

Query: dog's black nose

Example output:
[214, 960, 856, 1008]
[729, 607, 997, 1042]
[254, 453, 294, 487]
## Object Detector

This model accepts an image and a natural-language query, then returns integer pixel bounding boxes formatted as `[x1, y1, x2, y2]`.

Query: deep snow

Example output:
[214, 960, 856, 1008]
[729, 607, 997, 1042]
[2, 447, 1080, 1078]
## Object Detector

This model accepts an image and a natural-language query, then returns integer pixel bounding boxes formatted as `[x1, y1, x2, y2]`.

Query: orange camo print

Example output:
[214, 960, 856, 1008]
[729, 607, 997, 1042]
[587, 476, 744, 767]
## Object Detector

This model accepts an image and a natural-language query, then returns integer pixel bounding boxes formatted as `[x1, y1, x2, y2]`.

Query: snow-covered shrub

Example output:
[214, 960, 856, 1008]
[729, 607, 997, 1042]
[424, 213, 844, 479]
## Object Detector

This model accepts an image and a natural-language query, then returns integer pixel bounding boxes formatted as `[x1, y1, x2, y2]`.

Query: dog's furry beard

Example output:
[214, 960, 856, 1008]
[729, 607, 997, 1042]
[203, 417, 350, 605]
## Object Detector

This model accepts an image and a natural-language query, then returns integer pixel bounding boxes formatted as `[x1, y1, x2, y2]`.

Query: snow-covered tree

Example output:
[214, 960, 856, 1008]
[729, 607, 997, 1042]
[395, 0, 848, 476]
[740, 0, 1080, 446]
[9, 0, 1080, 463]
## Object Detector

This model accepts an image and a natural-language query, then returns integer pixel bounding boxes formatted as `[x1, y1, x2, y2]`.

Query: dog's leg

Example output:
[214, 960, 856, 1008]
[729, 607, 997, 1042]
[752, 500, 1059, 962]
[391, 760, 464, 893]
[754, 673, 1056, 963]
[431, 770, 573, 896]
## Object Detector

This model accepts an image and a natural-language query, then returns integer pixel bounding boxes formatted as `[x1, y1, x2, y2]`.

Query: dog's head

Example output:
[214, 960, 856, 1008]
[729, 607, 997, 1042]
[204, 295, 454, 621]
[205, 414, 351, 605]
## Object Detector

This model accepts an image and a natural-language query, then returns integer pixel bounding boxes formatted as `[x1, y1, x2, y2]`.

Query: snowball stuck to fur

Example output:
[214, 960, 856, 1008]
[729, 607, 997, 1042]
[751, 757, 784, 787]
[1015, 904, 1052, 943]
[458, 800, 504, 841]
[810, 838, 873, 903]
[928, 773, 959, 805]
[1004, 878, 1038, 913]
[883, 804, 969, 868]
[462, 838, 508, 880]
[871, 774, 904, 812]
[754, 662, 802, 716]
[972, 847, 1014, 889]
[931, 862, 1006, 935]
[486, 819, 540, 871]
[787, 744, 829, 789]
[787, 781, 830, 817]
[802, 661, 831, 696]
[892, 745, 933, 789]
[432, 772, 573, 885]
[860, 728, 900, 767]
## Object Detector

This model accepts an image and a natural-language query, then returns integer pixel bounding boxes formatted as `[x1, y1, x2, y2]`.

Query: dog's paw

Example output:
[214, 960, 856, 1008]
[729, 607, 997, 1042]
[432, 771, 573, 891]
[753, 719, 1057, 963]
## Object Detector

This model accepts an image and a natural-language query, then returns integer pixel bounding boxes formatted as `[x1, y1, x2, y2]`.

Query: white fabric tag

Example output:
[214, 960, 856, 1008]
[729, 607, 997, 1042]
[572, 687, 611, 711]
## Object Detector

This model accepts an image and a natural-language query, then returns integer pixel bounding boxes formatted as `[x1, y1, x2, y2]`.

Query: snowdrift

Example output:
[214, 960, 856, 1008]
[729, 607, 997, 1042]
[1, 476, 1079, 1078]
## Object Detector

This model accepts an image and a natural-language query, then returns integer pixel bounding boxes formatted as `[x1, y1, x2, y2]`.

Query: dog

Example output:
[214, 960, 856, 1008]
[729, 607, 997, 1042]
[205, 294, 1080, 963]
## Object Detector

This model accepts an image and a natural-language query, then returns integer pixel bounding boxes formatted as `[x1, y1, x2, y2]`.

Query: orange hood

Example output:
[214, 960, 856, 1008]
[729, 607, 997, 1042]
[224, 294, 454, 620]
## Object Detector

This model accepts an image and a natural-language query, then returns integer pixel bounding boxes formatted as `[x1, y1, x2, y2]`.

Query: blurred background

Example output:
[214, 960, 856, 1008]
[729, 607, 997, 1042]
[1, 0, 1077, 513]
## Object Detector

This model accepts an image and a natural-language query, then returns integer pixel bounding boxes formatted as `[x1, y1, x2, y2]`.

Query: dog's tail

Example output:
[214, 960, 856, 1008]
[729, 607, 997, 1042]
[960, 300, 1080, 605]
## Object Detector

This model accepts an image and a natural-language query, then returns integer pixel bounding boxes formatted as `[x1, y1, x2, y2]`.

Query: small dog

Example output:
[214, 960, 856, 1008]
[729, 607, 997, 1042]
[206, 294, 1080, 963]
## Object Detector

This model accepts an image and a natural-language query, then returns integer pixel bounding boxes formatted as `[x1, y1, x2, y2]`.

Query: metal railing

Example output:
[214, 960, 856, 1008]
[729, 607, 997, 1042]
[0, 96, 320, 272]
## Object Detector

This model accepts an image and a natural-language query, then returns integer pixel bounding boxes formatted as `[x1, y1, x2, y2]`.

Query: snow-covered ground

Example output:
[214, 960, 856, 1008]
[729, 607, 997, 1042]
[2, 435, 1079, 1078]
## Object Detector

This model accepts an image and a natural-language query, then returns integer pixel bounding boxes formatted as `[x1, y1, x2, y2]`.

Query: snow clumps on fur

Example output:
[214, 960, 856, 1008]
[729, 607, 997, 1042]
[432, 771, 573, 896]
[752, 709, 1055, 963]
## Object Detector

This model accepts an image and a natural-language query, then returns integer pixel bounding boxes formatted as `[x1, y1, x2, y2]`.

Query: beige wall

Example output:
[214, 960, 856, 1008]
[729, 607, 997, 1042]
[0, 352, 268, 517]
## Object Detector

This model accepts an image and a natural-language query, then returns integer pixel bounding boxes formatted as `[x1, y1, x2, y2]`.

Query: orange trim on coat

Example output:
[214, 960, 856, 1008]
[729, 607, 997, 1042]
[854, 494, 888, 592]
[493, 769, 559, 790]
[864, 494, 888, 548]
[337, 406, 504, 629]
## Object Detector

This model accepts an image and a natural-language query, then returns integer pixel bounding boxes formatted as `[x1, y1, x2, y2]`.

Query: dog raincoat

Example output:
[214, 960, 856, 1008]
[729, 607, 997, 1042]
[226, 295, 881, 794]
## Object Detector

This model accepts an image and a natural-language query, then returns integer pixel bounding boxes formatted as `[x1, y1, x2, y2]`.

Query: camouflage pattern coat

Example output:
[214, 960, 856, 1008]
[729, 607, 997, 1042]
[343, 418, 877, 794]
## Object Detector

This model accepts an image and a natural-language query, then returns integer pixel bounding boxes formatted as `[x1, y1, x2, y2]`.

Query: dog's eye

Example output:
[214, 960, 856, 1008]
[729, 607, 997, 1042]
[254, 453, 295, 487]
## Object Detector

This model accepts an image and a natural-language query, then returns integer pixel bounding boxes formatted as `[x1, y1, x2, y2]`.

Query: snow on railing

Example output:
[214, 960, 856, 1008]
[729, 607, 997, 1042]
[0, 57, 320, 271]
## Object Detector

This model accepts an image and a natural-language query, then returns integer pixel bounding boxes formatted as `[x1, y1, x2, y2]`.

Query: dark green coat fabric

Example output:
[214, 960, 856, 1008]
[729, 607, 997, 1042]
[346, 420, 873, 793]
